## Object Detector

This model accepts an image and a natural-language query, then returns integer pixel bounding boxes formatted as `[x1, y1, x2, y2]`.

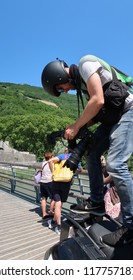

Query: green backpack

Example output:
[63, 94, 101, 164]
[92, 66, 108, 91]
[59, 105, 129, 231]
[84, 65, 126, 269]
[95, 56, 133, 87]
[111, 66, 133, 87]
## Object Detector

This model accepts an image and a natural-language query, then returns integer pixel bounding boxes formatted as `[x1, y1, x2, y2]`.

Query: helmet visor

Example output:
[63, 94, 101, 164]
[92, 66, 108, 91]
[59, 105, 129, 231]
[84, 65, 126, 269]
[56, 87, 64, 94]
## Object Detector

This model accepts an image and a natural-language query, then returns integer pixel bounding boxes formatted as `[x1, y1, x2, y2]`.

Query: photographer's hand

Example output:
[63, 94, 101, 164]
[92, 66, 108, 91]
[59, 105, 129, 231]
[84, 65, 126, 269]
[64, 123, 79, 140]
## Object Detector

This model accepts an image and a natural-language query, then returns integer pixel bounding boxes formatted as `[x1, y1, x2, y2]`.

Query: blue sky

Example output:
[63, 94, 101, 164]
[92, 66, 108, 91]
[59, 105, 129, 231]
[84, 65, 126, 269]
[1, 0, 133, 89]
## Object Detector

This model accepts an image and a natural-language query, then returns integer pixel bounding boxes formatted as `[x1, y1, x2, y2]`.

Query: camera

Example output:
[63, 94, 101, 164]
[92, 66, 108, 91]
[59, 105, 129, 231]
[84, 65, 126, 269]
[47, 125, 95, 172]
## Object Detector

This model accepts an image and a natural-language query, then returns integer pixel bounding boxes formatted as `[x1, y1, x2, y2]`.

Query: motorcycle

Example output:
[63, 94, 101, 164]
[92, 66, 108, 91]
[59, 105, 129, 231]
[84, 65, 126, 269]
[44, 209, 133, 260]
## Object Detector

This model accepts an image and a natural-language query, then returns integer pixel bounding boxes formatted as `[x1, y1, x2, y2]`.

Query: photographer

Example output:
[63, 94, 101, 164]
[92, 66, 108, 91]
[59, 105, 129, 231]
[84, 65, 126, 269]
[41, 55, 133, 246]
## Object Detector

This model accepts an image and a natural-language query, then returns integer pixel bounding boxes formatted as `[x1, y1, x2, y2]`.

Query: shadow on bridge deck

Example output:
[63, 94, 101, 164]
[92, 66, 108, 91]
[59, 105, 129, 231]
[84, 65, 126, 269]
[0, 189, 59, 260]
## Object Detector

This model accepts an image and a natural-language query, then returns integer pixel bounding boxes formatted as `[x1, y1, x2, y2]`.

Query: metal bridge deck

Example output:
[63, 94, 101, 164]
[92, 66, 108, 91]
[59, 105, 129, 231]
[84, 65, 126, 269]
[0, 190, 59, 260]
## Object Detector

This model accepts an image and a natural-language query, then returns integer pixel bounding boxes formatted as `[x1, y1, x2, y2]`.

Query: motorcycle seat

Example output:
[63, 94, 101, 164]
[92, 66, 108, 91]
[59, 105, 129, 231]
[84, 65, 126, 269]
[88, 221, 133, 259]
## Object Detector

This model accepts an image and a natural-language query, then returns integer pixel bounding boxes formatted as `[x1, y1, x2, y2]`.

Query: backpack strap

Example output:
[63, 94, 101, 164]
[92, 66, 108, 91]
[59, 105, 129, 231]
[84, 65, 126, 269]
[110, 67, 117, 80]
[42, 161, 48, 171]
[111, 66, 133, 86]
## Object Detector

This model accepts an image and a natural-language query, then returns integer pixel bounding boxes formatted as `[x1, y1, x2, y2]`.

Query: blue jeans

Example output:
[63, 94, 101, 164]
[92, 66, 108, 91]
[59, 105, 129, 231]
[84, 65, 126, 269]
[87, 109, 133, 229]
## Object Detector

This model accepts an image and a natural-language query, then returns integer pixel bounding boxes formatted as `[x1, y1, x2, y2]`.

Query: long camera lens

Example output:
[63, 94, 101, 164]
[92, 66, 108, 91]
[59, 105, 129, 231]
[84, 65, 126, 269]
[65, 139, 87, 171]
[47, 126, 94, 172]
[64, 130, 94, 172]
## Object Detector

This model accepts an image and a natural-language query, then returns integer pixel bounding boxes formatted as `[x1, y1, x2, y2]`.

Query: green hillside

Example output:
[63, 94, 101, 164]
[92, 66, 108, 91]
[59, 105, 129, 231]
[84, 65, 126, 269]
[0, 82, 86, 159]
[0, 82, 133, 170]
[0, 82, 86, 119]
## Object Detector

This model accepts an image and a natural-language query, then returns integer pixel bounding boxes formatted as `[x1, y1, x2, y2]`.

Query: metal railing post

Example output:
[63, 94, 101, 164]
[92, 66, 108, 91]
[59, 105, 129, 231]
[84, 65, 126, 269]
[34, 185, 40, 204]
[10, 165, 16, 193]
[76, 174, 84, 204]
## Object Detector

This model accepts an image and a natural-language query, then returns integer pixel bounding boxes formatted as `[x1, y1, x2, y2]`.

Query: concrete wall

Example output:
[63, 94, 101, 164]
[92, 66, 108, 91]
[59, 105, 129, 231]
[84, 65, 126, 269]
[0, 141, 36, 162]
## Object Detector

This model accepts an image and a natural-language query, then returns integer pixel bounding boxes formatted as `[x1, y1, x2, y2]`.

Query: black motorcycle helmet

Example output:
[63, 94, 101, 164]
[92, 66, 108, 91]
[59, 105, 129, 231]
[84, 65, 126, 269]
[41, 60, 69, 96]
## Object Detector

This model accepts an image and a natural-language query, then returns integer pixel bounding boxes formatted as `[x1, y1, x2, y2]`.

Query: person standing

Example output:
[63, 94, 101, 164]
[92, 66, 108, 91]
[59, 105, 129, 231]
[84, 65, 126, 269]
[47, 148, 73, 234]
[41, 55, 133, 246]
[40, 152, 55, 219]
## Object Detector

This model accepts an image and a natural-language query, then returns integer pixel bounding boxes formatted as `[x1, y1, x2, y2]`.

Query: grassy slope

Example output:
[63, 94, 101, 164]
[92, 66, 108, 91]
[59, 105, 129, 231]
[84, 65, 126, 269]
[0, 82, 86, 120]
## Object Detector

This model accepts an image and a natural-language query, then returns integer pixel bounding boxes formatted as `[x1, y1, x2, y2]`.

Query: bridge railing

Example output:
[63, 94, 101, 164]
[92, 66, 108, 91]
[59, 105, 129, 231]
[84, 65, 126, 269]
[0, 161, 90, 213]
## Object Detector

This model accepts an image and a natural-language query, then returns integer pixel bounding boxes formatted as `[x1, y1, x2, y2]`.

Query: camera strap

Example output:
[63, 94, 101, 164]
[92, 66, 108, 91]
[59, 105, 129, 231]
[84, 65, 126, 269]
[69, 64, 85, 117]
[77, 88, 85, 117]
